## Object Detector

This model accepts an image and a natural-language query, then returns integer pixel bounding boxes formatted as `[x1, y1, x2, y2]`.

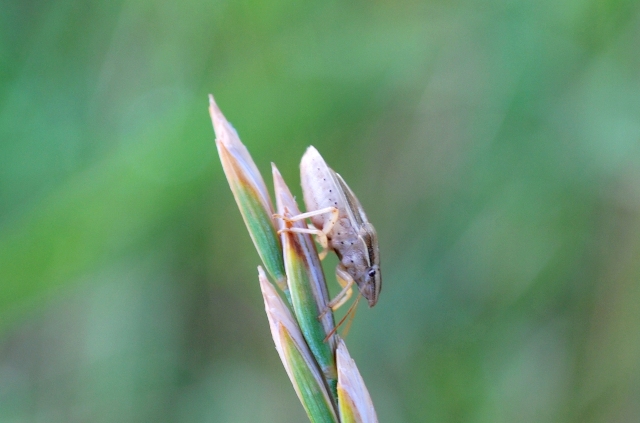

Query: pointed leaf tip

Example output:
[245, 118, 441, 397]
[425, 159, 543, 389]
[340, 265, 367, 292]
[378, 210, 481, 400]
[337, 339, 378, 423]
[210, 96, 286, 287]
[259, 267, 338, 423]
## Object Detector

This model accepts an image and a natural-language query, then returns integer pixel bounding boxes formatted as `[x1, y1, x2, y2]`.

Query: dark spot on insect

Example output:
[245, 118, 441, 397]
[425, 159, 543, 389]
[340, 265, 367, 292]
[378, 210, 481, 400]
[337, 232, 340, 235]
[350, 260, 354, 263]
[329, 189, 332, 192]
[334, 202, 337, 205]
[368, 269, 376, 277]
[341, 241, 344, 244]
[323, 178, 326, 181]
[350, 242, 354, 245]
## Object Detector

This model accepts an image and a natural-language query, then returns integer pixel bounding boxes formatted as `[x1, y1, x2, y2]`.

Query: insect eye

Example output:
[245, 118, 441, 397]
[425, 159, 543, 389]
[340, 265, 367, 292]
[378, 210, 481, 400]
[367, 269, 376, 278]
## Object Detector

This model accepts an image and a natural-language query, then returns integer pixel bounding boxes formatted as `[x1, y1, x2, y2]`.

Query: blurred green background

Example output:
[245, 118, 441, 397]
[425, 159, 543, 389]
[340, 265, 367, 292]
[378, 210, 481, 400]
[1, 0, 640, 422]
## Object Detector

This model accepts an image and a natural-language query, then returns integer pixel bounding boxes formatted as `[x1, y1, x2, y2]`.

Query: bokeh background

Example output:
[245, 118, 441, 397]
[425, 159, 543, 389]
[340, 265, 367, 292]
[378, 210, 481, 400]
[2, 0, 640, 422]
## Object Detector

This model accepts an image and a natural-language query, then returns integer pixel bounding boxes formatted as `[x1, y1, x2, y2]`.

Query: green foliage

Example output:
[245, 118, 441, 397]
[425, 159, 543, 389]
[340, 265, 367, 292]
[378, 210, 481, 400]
[1, 0, 640, 422]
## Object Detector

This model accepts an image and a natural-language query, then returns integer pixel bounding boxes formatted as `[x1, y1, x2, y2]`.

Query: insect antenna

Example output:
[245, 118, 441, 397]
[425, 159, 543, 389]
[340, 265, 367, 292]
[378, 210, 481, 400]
[341, 295, 360, 338]
[323, 294, 362, 342]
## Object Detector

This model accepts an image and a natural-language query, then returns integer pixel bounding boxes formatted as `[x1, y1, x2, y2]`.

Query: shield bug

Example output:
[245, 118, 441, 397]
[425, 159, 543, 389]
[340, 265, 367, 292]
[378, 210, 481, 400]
[276, 146, 381, 314]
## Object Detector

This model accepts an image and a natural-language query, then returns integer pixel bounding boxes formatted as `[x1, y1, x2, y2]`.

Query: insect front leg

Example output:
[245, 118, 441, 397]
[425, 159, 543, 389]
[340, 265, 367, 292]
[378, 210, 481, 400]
[275, 206, 339, 233]
[274, 206, 339, 257]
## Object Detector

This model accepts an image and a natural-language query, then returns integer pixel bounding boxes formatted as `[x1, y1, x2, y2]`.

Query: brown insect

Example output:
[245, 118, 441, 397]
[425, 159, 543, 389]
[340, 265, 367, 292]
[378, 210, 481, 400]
[277, 146, 381, 315]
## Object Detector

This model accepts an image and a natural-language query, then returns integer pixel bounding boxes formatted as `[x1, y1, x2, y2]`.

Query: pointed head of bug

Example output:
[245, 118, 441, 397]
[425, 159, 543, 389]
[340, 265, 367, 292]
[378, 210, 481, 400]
[358, 222, 381, 307]
[361, 264, 381, 307]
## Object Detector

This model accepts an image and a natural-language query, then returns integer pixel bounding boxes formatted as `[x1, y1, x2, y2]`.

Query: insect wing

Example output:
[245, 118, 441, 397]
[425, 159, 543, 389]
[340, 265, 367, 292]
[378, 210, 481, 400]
[333, 171, 380, 276]
[330, 170, 368, 229]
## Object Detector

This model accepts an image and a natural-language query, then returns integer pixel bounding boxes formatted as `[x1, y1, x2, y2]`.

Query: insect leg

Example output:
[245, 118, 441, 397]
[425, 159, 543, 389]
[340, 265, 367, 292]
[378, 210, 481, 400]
[276, 226, 330, 254]
[330, 267, 355, 310]
[323, 294, 361, 342]
[274, 207, 338, 256]
[316, 238, 329, 260]
[274, 206, 339, 235]
[319, 266, 354, 318]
